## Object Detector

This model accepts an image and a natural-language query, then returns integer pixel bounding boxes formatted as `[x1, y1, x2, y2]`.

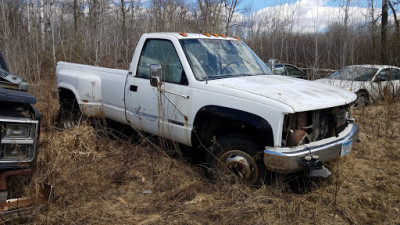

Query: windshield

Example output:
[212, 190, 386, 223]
[180, 39, 271, 80]
[329, 67, 378, 81]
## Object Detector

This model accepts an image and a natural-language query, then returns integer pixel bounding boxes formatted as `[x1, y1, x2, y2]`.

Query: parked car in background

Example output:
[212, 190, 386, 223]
[316, 65, 400, 105]
[266, 59, 306, 79]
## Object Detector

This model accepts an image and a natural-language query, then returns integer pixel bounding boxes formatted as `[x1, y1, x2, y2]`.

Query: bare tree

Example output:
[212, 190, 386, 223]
[1, 0, 400, 87]
[73, 0, 79, 37]
[381, 0, 388, 64]
[388, 1, 399, 36]
[194, 0, 224, 33]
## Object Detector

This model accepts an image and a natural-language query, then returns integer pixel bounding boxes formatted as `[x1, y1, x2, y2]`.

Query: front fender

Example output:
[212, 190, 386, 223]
[193, 105, 274, 147]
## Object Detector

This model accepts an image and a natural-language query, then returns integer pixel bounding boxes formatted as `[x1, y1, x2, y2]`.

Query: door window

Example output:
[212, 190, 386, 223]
[285, 65, 303, 76]
[136, 39, 187, 85]
[377, 69, 390, 81]
[390, 68, 400, 80]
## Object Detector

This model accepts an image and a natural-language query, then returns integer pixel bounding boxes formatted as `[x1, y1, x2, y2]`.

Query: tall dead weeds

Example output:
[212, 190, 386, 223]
[13, 88, 400, 224]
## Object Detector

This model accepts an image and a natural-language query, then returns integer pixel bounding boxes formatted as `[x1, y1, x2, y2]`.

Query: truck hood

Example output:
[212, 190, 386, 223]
[209, 75, 357, 112]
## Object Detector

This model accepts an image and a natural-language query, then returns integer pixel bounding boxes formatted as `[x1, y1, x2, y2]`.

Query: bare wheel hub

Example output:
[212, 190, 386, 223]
[220, 150, 257, 182]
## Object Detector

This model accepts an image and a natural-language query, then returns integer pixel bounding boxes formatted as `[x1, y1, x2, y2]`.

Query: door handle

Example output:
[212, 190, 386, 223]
[130, 85, 138, 92]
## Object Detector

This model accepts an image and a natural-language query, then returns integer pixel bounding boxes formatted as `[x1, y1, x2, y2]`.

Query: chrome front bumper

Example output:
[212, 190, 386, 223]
[263, 123, 359, 173]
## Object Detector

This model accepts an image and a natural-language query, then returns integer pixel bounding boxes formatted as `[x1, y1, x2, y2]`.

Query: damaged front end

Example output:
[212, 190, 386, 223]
[0, 89, 52, 219]
[282, 104, 352, 147]
[264, 104, 360, 177]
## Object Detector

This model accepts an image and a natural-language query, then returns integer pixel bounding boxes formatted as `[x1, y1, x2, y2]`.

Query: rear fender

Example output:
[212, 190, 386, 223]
[58, 76, 103, 116]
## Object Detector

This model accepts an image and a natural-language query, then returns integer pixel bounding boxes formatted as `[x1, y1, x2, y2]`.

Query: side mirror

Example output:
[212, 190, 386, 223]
[267, 59, 276, 74]
[150, 64, 162, 87]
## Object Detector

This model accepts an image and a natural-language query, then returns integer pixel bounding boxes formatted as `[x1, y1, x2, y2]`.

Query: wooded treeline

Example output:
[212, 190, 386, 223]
[0, 0, 399, 84]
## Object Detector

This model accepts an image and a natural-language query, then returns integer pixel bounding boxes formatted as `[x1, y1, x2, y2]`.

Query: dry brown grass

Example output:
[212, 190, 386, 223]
[16, 85, 400, 224]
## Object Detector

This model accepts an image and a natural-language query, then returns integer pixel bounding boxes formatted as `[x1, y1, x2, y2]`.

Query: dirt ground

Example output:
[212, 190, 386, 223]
[8, 90, 400, 224]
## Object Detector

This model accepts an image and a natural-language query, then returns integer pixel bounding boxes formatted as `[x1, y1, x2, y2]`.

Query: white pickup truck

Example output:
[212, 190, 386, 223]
[56, 33, 360, 185]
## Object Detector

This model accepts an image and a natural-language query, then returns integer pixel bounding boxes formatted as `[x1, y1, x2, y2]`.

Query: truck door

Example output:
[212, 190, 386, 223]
[125, 38, 192, 145]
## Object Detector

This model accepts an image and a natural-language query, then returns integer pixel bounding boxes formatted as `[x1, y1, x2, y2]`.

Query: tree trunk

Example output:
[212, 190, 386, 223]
[121, 0, 126, 40]
[39, 0, 45, 48]
[73, 0, 78, 37]
[388, 1, 399, 36]
[225, 0, 238, 35]
[381, 0, 388, 64]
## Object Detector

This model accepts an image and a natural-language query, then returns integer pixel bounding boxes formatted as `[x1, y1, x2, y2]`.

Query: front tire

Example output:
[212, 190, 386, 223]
[356, 91, 369, 106]
[205, 134, 266, 186]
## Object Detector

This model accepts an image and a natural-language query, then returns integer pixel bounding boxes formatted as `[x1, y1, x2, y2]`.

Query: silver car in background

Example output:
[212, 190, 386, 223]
[316, 65, 400, 105]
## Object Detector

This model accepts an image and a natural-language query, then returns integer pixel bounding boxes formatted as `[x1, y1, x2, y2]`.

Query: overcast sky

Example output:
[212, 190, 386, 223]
[244, 0, 395, 32]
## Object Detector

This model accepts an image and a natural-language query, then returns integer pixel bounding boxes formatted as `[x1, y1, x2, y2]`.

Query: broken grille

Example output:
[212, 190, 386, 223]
[282, 104, 351, 147]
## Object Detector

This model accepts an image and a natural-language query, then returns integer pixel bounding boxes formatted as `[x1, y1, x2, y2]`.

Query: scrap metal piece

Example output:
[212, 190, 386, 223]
[0, 169, 53, 220]
[309, 166, 332, 178]
[0, 185, 53, 221]
[300, 155, 332, 178]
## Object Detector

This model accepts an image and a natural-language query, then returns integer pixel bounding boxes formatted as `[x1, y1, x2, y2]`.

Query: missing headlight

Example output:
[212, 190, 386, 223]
[282, 105, 353, 147]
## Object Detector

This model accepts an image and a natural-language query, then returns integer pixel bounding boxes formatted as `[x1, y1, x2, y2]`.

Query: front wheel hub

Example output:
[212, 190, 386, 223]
[219, 150, 258, 182]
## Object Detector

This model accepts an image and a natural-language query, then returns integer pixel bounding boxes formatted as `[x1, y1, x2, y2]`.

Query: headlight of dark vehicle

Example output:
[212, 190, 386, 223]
[2, 144, 33, 160]
[5, 123, 33, 138]
[0, 121, 38, 162]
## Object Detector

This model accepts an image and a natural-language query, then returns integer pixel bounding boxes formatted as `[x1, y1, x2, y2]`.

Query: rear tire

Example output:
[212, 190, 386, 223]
[57, 100, 80, 129]
[205, 134, 267, 186]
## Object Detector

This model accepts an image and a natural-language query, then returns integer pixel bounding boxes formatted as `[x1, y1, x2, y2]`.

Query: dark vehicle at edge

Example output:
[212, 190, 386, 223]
[266, 59, 307, 79]
[0, 51, 51, 218]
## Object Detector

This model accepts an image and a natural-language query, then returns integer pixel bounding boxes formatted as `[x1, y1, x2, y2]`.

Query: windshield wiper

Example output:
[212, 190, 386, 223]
[207, 75, 233, 80]
[236, 74, 252, 77]
[206, 74, 260, 80]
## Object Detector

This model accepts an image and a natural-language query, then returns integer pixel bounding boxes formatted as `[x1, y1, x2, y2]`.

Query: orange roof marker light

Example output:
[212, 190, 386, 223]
[212, 33, 219, 37]
[179, 33, 188, 37]
[233, 36, 241, 40]
[219, 34, 226, 38]
[203, 33, 211, 37]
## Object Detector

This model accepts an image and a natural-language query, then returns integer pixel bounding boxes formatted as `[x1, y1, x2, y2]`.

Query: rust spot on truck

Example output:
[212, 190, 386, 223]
[286, 112, 310, 146]
[0, 169, 32, 191]
[84, 81, 96, 100]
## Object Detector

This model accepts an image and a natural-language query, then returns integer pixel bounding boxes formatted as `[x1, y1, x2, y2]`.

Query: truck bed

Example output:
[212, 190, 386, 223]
[56, 62, 129, 124]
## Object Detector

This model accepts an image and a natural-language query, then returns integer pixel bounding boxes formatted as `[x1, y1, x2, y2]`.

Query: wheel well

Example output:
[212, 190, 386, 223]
[357, 89, 369, 97]
[58, 88, 76, 103]
[191, 106, 274, 151]
[58, 88, 79, 110]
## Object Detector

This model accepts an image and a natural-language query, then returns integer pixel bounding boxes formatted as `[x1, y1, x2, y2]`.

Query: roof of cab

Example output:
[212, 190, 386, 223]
[142, 32, 239, 40]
